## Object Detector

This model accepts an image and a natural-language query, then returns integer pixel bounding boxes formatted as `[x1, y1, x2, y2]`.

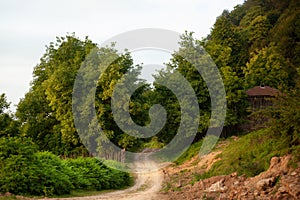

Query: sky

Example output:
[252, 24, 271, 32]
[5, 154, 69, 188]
[0, 0, 244, 110]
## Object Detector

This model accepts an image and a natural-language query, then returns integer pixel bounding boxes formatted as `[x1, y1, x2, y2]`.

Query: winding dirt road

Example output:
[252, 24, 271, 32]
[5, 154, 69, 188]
[52, 152, 163, 200]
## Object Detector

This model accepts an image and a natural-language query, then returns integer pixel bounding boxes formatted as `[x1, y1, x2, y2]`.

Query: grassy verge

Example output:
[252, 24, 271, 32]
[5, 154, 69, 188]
[0, 186, 133, 200]
[53, 185, 133, 198]
[174, 139, 204, 165]
[168, 128, 299, 186]
[199, 128, 300, 179]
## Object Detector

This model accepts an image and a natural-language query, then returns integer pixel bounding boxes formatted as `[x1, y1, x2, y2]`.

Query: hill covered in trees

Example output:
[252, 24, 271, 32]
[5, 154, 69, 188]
[0, 0, 299, 198]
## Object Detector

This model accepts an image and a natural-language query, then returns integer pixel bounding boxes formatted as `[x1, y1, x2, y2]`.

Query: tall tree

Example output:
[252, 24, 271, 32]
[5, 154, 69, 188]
[0, 94, 19, 137]
[42, 35, 96, 150]
[243, 45, 290, 89]
[17, 34, 96, 155]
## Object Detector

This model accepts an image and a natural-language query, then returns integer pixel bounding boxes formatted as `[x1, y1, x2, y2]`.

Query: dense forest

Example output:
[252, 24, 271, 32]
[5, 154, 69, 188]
[0, 0, 299, 197]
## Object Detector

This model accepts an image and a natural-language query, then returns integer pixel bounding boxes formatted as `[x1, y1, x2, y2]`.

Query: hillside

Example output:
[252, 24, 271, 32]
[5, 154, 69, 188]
[156, 0, 300, 198]
[159, 130, 300, 199]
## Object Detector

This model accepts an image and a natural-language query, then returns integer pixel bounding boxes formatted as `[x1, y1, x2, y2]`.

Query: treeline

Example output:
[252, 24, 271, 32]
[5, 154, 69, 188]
[0, 0, 299, 156]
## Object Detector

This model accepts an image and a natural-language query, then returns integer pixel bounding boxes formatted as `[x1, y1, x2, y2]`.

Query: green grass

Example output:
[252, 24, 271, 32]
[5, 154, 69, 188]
[142, 136, 165, 149]
[174, 139, 204, 165]
[174, 135, 221, 165]
[0, 196, 18, 200]
[170, 128, 300, 185]
[199, 128, 300, 179]
[0, 185, 134, 199]
[53, 187, 130, 198]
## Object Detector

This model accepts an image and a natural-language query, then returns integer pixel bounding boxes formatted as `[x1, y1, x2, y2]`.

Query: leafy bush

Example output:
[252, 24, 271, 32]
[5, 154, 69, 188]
[0, 137, 132, 197]
[32, 152, 74, 196]
[64, 157, 132, 191]
[0, 137, 39, 195]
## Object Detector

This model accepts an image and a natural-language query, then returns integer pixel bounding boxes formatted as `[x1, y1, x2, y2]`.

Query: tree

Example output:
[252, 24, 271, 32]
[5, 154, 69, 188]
[152, 32, 225, 144]
[204, 41, 247, 128]
[17, 34, 96, 155]
[94, 51, 147, 150]
[243, 45, 291, 89]
[0, 93, 19, 137]
[247, 15, 271, 49]
[16, 89, 62, 154]
[220, 66, 247, 126]
[210, 13, 249, 75]
[270, 1, 300, 74]
[0, 94, 10, 114]
[42, 35, 96, 150]
[265, 78, 300, 146]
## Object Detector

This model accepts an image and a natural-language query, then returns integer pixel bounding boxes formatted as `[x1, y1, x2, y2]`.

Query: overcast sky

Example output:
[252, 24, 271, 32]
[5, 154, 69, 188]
[0, 0, 244, 110]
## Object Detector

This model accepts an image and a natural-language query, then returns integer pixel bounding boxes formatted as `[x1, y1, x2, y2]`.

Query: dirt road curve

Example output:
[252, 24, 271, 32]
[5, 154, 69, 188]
[50, 153, 163, 200]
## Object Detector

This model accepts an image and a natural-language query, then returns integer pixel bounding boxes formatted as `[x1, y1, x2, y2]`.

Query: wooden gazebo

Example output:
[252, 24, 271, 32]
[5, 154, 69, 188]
[246, 85, 278, 111]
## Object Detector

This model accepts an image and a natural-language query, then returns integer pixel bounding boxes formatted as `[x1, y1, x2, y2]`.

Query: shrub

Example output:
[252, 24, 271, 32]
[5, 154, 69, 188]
[0, 137, 39, 195]
[0, 137, 132, 197]
[64, 157, 132, 191]
[0, 137, 74, 196]
[31, 152, 74, 196]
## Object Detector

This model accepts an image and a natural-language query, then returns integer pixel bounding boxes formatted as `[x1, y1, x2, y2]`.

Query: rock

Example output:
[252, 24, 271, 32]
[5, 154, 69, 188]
[269, 156, 291, 174]
[231, 136, 238, 141]
[291, 171, 297, 176]
[280, 172, 300, 198]
[255, 177, 276, 190]
[230, 172, 238, 177]
[278, 186, 288, 193]
[234, 181, 239, 185]
[206, 180, 227, 192]
[174, 182, 182, 188]
[5, 192, 12, 196]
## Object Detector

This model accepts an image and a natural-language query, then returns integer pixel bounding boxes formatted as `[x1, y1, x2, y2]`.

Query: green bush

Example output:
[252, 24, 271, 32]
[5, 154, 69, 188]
[0, 137, 74, 196]
[0, 137, 132, 197]
[0, 137, 39, 195]
[64, 157, 132, 191]
[32, 152, 74, 196]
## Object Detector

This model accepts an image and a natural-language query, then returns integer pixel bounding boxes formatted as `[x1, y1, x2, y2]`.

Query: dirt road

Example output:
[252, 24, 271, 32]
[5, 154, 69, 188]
[52, 152, 163, 200]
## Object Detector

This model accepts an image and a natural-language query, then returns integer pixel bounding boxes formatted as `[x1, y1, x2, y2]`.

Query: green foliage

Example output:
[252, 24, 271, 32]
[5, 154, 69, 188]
[16, 90, 63, 154]
[42, 34, 96, 149]
[220, 66, 247, 126]
[64, 157, 132, 191]
[0, 137, 39, 195]
[0, 94, 10, 115]
[265, 79, 300, 146]
[0, 94, 19, 137]
[0, 137, 73, 196]
[200, 129, 297, 179]
[142, 136, 165, 149]
[175, 139, 203, 165]
[94, 51, 147, 151]
[153, 32, 212, 144]
[33, 152, 74, 196]
[202, 0, 300, 131]
[0, 137, 132, 197]
[16, 34, 97, 156]
[243, 45, 290, 89]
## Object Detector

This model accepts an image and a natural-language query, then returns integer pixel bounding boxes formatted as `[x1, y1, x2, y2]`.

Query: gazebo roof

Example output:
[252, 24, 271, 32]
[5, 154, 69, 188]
[246, 86, 278, 97]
